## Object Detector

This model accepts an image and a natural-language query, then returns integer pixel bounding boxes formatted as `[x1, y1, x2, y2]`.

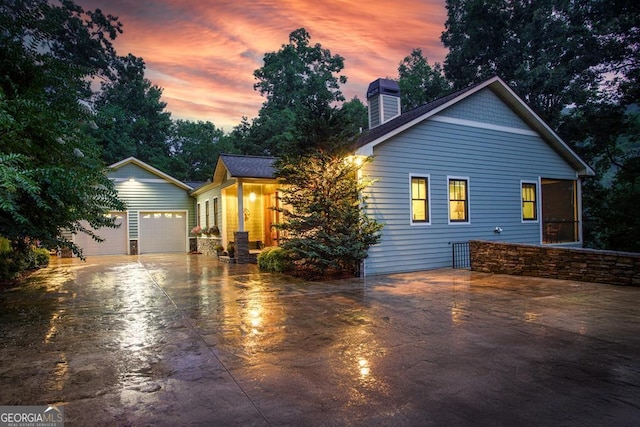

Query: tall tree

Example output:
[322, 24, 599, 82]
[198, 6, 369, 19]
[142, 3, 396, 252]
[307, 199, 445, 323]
[251, 28, 350, 156]
[166, 120, 235, 182]
[0, 0, 125, 259]
[397, 48, 451, 111]
[91, 54, 172, 170]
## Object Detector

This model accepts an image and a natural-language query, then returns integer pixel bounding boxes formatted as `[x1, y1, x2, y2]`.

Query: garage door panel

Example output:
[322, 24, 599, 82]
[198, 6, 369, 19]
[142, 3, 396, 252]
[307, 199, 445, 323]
[76, 213, 127, 256]
[139, 212, 186, 253]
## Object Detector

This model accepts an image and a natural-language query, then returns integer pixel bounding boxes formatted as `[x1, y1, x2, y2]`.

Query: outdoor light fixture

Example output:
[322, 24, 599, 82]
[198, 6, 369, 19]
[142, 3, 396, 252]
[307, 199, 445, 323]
[249, 192, 256, 202]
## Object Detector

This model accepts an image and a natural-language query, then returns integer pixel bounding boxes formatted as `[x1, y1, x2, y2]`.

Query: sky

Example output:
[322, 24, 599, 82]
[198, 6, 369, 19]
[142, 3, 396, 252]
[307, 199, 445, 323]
[79, 0, 449, 131]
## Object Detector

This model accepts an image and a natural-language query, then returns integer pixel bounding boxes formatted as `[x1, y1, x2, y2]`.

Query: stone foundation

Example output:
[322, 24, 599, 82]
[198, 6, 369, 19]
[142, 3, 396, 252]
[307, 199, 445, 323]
[470, 240, 640, 286]
[196, 236, 223, 256]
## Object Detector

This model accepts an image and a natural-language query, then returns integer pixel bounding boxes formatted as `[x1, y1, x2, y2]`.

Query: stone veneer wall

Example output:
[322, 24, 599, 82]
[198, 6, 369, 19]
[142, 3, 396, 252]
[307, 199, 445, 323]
[196, 237, 223, 256]
[470, 240, 640, 286]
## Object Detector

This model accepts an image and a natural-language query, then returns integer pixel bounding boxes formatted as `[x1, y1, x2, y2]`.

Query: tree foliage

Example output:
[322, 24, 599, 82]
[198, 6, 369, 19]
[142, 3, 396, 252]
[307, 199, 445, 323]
[91, 54, 173, 170]
[398, 48, 451, 111]
[0, 0, 126, 261]
[166, 120, 235, 182]
[275, 150, 382, 278]
[441, 0, 602, 126]
[249, 28, 355, 157]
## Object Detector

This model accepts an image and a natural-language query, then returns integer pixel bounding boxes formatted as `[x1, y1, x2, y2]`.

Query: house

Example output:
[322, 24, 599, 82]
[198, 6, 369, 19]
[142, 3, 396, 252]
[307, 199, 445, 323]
[73, 157, 195, 256]
[73, 76, 594, 278]
[355, 76, 595, 275]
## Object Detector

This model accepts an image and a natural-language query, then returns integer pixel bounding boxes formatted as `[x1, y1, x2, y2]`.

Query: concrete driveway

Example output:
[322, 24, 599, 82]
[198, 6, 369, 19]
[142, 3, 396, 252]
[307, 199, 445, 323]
[0, 254, 638, 426]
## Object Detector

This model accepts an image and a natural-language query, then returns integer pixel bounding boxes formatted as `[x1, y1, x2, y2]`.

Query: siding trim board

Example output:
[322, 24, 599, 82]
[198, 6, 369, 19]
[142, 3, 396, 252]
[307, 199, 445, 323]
[429, 115, 539, 137]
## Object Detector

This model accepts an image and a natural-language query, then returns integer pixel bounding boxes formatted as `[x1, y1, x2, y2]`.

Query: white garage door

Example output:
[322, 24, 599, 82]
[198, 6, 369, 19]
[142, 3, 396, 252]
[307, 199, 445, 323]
[139, 212, 187, 253]
[75, 213, 128, 256]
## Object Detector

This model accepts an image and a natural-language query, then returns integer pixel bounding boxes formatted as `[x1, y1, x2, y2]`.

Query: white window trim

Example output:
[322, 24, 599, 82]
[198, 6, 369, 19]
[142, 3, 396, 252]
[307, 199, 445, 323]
[520, 180, 539, 223]
[447, 176, 470, 225]
[410, 173, 431, 226]
[196, 202, 201, 227]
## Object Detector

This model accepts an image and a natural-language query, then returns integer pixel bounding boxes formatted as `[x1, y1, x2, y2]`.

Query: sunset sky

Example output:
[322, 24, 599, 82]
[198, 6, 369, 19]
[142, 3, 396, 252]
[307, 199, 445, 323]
[80, 0, 449, 131]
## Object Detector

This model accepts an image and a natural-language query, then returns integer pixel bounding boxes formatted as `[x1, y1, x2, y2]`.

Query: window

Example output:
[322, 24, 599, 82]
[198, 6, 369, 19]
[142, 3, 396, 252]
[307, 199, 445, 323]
[521, 182, 538, 221]
[205, 200, 210, 229]
[196, 203, 201, 227]
[213, 198, 219, 226]
[448, 178, 469, 223]
[411, 176, 430, 224]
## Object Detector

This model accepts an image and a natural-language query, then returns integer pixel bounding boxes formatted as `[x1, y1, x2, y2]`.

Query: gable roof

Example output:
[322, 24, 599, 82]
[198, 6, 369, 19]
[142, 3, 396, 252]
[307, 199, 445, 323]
[355, 76, 595, 177]
[109, 157, 193, 191]
[218, 153, 277, 179]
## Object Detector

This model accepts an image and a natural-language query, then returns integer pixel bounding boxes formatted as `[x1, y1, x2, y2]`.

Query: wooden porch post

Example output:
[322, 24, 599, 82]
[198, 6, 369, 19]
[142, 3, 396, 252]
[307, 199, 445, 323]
[237, 180, 244, 231]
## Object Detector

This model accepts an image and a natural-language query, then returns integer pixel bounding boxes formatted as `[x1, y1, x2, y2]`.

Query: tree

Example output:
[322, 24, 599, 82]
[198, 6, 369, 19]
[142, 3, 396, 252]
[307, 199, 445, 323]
[91, 54, 173, 170]
[0, 0, 125, 263]
[441, 0, 602, 126]
[398, 48, 451, 111]
[251, 28, 350, 156]
[274, 149, 383, 278]
[166, 120, 235, 182]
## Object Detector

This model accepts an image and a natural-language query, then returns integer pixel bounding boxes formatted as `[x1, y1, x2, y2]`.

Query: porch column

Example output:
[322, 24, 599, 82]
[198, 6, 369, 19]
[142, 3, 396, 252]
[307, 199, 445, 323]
[237, 181, 244, 231]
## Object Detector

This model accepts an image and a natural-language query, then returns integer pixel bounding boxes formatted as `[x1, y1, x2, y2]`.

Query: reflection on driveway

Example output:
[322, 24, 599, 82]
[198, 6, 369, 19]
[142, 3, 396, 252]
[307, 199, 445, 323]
[0, 254, 639, 426]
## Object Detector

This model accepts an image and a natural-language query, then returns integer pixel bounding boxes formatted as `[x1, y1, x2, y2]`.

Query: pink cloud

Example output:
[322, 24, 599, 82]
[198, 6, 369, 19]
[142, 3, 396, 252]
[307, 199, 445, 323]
[79, 0, 448, 131]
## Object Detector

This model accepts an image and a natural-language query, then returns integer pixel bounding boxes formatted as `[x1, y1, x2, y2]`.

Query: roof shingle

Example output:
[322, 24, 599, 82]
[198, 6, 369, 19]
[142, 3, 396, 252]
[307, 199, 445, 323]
[220, 153, 277, 179]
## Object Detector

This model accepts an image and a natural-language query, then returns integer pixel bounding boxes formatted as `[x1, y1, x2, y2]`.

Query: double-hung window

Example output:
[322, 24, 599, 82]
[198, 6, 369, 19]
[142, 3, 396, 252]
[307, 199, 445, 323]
[205, 200, 210, 229]
[521, 181, 538, 221]
[213, 198, 219, 226]
[448, 177, 469, 223]
[411, 175, 430, 224]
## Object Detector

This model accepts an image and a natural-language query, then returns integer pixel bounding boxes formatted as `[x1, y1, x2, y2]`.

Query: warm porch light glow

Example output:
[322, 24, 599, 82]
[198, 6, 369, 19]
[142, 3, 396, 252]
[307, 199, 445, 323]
[344, 155, 364, 167]
[249, 192, 256, 202]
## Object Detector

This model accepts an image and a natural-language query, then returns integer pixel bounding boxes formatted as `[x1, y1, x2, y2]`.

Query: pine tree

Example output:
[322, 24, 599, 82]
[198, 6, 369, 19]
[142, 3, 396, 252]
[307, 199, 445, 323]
[274, 150, 382, 278]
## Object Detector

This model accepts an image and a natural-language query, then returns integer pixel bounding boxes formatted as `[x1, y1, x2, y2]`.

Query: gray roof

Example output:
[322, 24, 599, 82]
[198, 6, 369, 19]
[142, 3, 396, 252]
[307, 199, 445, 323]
[355, 81, 482, 148]
[220, 154, 277, 179]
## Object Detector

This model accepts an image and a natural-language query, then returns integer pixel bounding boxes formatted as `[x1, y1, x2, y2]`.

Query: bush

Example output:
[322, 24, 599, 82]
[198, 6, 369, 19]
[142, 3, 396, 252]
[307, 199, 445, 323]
[0, 239, 50, 283]
[33, 248, 50, 268]
[257, 247, 292, 272]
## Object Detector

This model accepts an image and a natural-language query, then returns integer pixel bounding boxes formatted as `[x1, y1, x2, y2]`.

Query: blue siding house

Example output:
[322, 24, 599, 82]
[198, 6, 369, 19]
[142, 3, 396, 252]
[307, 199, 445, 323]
[75, 77, 594, 276]
[74, 157, 195, 256]
[355, 76, 595, 276]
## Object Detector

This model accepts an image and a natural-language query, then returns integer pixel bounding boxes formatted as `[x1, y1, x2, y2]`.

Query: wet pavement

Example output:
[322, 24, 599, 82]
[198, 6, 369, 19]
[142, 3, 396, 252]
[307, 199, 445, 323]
[0, 254, 639, 426]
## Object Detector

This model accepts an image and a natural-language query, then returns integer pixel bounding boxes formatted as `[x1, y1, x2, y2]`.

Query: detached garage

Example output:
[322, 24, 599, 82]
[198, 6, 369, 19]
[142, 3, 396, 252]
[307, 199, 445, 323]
[73, 158, 196, 257]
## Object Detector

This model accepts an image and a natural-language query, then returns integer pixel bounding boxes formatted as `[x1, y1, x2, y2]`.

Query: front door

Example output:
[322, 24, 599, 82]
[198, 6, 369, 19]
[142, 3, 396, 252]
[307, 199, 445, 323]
[263, 192, 279, 247]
